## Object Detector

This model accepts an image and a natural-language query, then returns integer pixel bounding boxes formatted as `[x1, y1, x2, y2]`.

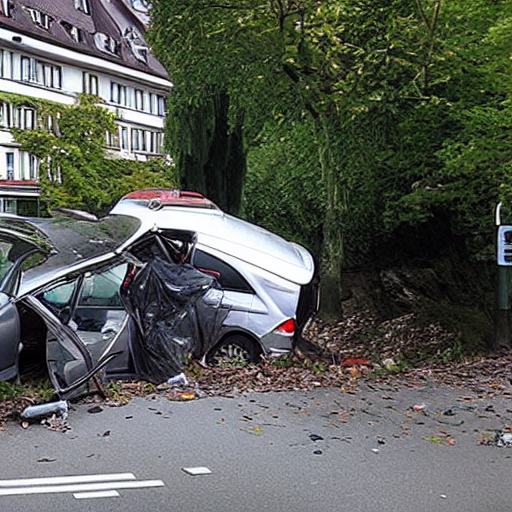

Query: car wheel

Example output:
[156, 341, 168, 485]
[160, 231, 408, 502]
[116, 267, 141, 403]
[206, 335, 261, 366]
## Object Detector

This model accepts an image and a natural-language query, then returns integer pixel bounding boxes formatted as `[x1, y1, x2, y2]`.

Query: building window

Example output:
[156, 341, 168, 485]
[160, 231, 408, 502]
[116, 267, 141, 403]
[4, 199, 16, 214]
[110, 82, 127, 106]
[147, 131, 163, 154]
[61, 21, 85, 44]
[19, 107, 35, 130]
[83, 72, 98, 95]
[21, 57, 36, 82]
[0, 102, 9, 128]
[94, 33, 120, 57]
[21, 152, 38, 180]
[0, 50, 12, 79]
[123, 27, 148, 64]
[25, 8, 53, 31]
[131, 129, 149, 152]
[17, 199, 39, 217]
[106, 129, 120, 149]
[6, 152, 14, 180]
[21, 56, 61, 89]
[148, 93, 156, 114]
[3, 105, 36, 130]
[135, 89, 144, 111]
[143, 93, 150, 112]
[74, 0, 90, 14]
[120, 127, 128, 150]
[157, 96, 166, 116]
[131, 0, 150, 14]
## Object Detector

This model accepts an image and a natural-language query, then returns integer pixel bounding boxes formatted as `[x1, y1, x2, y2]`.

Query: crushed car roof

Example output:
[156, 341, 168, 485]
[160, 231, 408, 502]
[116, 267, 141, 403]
[8, 214, 142, 295]
[111, 192, 315, 286]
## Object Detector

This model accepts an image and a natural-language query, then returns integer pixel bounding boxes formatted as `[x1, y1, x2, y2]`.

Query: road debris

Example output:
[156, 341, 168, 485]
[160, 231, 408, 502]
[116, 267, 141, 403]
[182, 467, 212, 476]
[21, 400, 68, 420]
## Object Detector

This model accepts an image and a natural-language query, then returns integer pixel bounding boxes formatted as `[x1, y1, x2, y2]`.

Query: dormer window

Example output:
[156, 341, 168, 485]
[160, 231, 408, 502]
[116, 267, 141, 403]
[124, 27, 148, 64]
[131, 0, 150, 13]
[25, 8, 53, 30]
[61, 21, 85, 43]
[74, 0, 90, 15]
[94, 33, 120, 57]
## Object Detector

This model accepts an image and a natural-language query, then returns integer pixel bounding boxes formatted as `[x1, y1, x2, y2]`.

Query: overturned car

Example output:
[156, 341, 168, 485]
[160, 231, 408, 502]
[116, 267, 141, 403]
[0, 190, 318, 399]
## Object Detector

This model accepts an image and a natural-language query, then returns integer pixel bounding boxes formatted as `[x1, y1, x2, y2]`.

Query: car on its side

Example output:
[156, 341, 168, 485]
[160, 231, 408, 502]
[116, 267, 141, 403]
[0, 190, 318, 398]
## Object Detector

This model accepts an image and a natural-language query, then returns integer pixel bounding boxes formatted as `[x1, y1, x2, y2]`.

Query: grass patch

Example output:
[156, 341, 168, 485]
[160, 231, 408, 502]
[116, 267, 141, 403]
[0, 380, 54, 402]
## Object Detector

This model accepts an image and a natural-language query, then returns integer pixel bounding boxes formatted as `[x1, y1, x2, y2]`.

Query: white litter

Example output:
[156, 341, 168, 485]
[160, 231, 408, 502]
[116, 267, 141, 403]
[182, 467, 212, 476]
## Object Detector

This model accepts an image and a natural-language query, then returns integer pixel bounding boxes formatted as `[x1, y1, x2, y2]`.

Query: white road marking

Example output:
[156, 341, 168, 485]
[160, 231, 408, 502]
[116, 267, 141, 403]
[0, 473, 136, 487]
[74, 490, 120, 499]
[0, 479, 165, 496]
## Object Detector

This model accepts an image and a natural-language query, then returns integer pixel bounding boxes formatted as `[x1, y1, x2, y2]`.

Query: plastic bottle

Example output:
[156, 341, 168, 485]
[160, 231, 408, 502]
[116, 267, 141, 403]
[21, 400, 69, 420]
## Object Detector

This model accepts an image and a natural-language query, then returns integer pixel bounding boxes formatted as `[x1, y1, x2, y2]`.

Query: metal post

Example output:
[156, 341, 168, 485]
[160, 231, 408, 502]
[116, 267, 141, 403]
[495, 203, 512, 349]
[495, 265, 512, 350]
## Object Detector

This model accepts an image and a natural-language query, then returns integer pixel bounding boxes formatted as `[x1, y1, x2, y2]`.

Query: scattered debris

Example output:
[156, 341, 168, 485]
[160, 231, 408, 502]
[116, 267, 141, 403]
[167, 373, 189, 387]
[21, 400, 68, 421]
[422, 430, 456, 446]
[182, 467, 212, 476]
[495, 431, 512, 447]
[41, 414, 71, 432]
[87, 405, 103, 414]
[241, 425, 262, 435]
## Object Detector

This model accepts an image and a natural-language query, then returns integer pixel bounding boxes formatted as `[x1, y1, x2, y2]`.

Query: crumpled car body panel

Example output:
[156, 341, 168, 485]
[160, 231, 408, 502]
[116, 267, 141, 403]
[0, 201, 317, 397]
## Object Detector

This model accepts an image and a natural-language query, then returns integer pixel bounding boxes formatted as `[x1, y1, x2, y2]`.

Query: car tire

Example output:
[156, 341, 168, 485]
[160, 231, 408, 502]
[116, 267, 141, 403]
[206, 335, 261, 366]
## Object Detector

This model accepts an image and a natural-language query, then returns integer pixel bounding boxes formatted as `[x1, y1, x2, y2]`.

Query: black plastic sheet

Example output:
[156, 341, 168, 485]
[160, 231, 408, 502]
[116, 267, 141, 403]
[122, 257, 227, 383]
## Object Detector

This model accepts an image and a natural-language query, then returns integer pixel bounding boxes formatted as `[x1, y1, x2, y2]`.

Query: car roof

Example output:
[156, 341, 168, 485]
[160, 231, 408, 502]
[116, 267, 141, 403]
[12, 214, 141, 295]
[111, 192, 315, 285]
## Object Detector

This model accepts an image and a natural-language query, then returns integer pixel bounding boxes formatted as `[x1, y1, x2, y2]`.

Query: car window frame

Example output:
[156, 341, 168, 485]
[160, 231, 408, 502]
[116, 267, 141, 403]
[193, 249, 253, 293]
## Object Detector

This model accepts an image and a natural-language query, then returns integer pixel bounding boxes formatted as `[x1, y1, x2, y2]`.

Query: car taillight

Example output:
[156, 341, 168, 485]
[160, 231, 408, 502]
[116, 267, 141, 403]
[276, 319, 295, 335]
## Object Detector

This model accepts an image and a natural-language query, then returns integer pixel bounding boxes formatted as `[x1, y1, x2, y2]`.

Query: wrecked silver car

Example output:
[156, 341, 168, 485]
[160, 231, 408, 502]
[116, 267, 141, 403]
[0, 191, 317, 399]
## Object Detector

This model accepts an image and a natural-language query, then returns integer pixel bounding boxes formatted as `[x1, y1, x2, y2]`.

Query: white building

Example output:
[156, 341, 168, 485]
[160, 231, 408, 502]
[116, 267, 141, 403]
[0, 0, 172, 215]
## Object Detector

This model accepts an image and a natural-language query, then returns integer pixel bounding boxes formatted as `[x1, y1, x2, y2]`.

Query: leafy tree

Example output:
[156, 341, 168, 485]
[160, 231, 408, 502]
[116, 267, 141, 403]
[148, 0, 512, 321]
[243, 116, 324, 259]
[12, 94, 178, 217]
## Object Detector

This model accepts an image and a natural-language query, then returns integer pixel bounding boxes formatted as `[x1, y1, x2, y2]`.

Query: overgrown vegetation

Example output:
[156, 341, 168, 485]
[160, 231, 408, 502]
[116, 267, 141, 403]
[148, 0, 512, 350]
[11, 93, 178, 217]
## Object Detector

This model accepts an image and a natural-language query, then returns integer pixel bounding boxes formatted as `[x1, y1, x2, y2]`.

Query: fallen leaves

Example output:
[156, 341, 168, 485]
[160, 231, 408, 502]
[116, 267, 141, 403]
[2, 309, 512, 427]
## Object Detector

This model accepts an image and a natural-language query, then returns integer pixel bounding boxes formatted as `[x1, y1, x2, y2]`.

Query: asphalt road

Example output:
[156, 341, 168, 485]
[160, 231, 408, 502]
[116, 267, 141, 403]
[1, 381, 512, 512]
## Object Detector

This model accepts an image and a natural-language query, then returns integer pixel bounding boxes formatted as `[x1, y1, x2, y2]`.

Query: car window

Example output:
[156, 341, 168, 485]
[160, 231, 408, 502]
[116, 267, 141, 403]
[78, 264, 126, 307]
[38, 278, 79, 323]
[194, 250, 252, 293]
[0, 242, 14, 282]
[43, 281, 76, 307]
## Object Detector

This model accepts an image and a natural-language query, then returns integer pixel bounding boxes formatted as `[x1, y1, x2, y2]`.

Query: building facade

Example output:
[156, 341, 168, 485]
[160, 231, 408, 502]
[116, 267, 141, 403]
[0, 0, 172, 215]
